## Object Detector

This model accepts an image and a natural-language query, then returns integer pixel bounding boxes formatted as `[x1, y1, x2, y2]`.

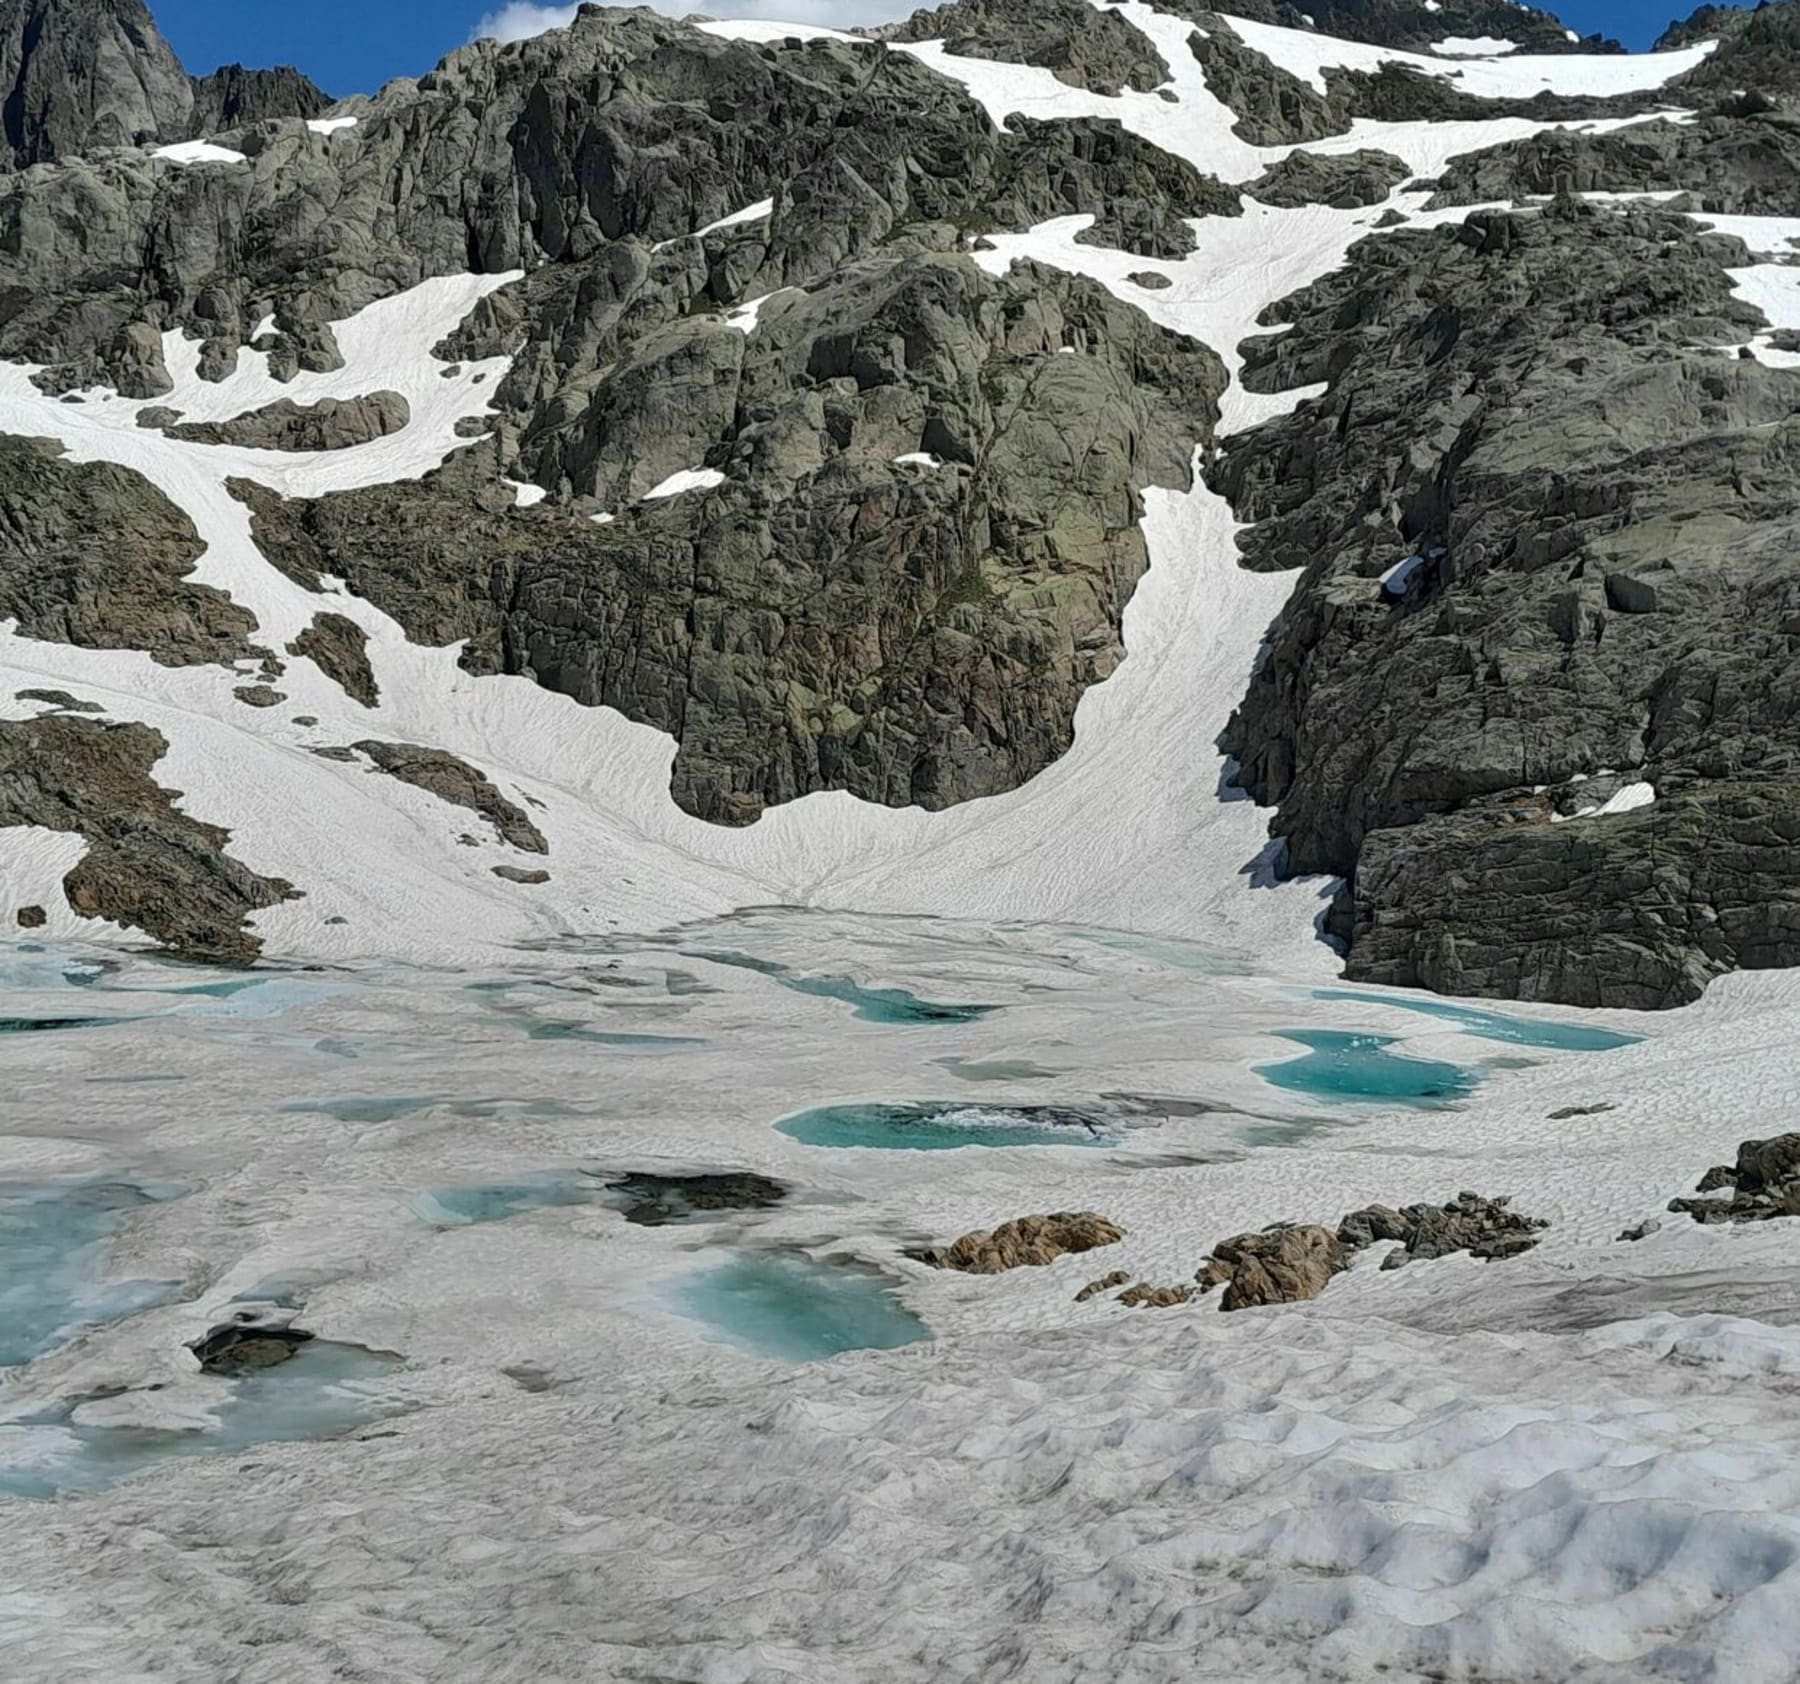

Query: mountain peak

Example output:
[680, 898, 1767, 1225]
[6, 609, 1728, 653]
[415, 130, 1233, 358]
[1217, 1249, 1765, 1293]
[0, 0, 192, 166]
[0, 0, 332, 169]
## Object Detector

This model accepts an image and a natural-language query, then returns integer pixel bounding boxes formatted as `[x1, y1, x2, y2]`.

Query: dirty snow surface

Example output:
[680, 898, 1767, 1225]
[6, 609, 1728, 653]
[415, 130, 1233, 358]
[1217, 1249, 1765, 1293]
[5, 3, 1794, 1681]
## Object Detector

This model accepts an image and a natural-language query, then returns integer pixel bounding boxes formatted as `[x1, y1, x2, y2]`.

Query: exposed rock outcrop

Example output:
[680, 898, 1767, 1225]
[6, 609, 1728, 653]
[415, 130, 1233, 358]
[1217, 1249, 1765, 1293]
[602, 1170, 789, 1226]
[188, 1310, 315, 1374]
[1196, 1223, 1351, 1310]
[0, 714, 296, 960]
[1425, 110, 1800, 216]
[15, 688, 102, 712]
[1188, 14, 1639, 149]
[187, 62, 330, 134]
[288, 612, 379, 707]
[1336, 1191, 1549, 1265]
[1342, 783, 1800, 1007]
[1194, 1192, 1546, 1311]
[160, 391, 410, 451]
[1074, 1269, 1132, 1302]
[1669, 1133, 1800, 1224]
[244, 256, 1221, 824]
[1247, 147, 1410, 209]
[911, 1211, 1125, 1273]
[351, 740, 547, 853]
[0, 0, 193, 167]
[0, 435, 257, 665]
[1664, 1, 1800, 99]
[881, 0, 1172, 94]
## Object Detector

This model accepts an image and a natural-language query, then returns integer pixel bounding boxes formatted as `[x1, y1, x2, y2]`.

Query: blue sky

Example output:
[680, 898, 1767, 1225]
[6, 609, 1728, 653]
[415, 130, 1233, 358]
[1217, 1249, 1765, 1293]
[151, 1, 1709, 97]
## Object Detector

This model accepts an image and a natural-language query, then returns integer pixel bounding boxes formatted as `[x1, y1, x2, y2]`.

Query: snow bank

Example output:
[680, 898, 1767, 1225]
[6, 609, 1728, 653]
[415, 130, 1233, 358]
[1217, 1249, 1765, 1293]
[150, 139, 247, 165]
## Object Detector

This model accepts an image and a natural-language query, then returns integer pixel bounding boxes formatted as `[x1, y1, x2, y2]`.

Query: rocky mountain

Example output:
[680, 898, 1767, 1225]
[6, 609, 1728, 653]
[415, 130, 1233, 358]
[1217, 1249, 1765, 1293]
[0, 0, 327, 168]
[0, 0, 1796, 1007]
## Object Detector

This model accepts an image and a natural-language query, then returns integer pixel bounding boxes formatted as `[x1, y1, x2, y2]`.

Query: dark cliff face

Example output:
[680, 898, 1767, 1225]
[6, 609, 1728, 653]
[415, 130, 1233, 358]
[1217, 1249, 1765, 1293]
[1206, 197, 1800, 1007]
[0, 0, 193, 165]
[187, 62, 331, 135]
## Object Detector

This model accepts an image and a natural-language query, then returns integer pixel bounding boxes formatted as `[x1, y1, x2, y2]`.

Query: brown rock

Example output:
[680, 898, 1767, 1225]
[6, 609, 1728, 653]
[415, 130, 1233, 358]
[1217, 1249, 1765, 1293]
[15, 904, 46, 928]
[1117, 1281, 1193, 1308]
[1074, 1269, 1131, 1303]
[913, 1211, 1124, 1274]
[1199, 1225, 1350, 1313]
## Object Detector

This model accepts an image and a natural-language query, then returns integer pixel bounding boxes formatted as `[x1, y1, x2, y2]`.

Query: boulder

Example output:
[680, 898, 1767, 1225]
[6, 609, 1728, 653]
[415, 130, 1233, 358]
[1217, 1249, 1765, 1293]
[1198, 1224, 1350, 1312]
[912, 1211, 1125, 1273]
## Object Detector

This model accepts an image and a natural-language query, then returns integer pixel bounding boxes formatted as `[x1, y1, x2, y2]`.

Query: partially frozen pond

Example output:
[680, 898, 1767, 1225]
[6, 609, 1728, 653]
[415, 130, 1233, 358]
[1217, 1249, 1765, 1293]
[684, 950, 998, 1023]
[0, 1181, 185, 1368]
[669, 1253, 931, 1362]
[1257, 1031, 1480, 1106]
[0, 1339, 403, 1500]
[776, 1100, 1117, 1150]
[1311, 989, 1642, 1052]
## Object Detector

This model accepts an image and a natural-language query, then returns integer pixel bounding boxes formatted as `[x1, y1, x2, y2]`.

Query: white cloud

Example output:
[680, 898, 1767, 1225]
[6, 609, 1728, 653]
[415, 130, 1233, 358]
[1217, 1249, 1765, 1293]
[472, 0, 918, 46]
[474, 2, 579, 42]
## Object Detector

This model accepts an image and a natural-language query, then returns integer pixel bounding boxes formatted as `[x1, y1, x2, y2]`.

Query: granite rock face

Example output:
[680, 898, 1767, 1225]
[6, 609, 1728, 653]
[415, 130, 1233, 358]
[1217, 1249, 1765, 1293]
[1425, 107, 1800, 216]
[1346, 784, 1800, 1008]
[1208, 197, 1800, 1006]
[242, 256, 1222, 824]
[0, 0, 193, 167]
[186, 62, 330, 134]
[1663, 1, 1800, 98]
[0, 0, 328, 169]
[0, 7, 1250, 394]
[1187, 12, 1641, 149]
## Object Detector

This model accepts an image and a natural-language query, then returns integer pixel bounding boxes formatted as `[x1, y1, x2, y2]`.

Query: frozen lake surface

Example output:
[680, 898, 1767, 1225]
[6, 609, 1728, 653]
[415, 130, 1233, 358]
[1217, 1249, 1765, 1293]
[2, 911, 1797, 1682]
